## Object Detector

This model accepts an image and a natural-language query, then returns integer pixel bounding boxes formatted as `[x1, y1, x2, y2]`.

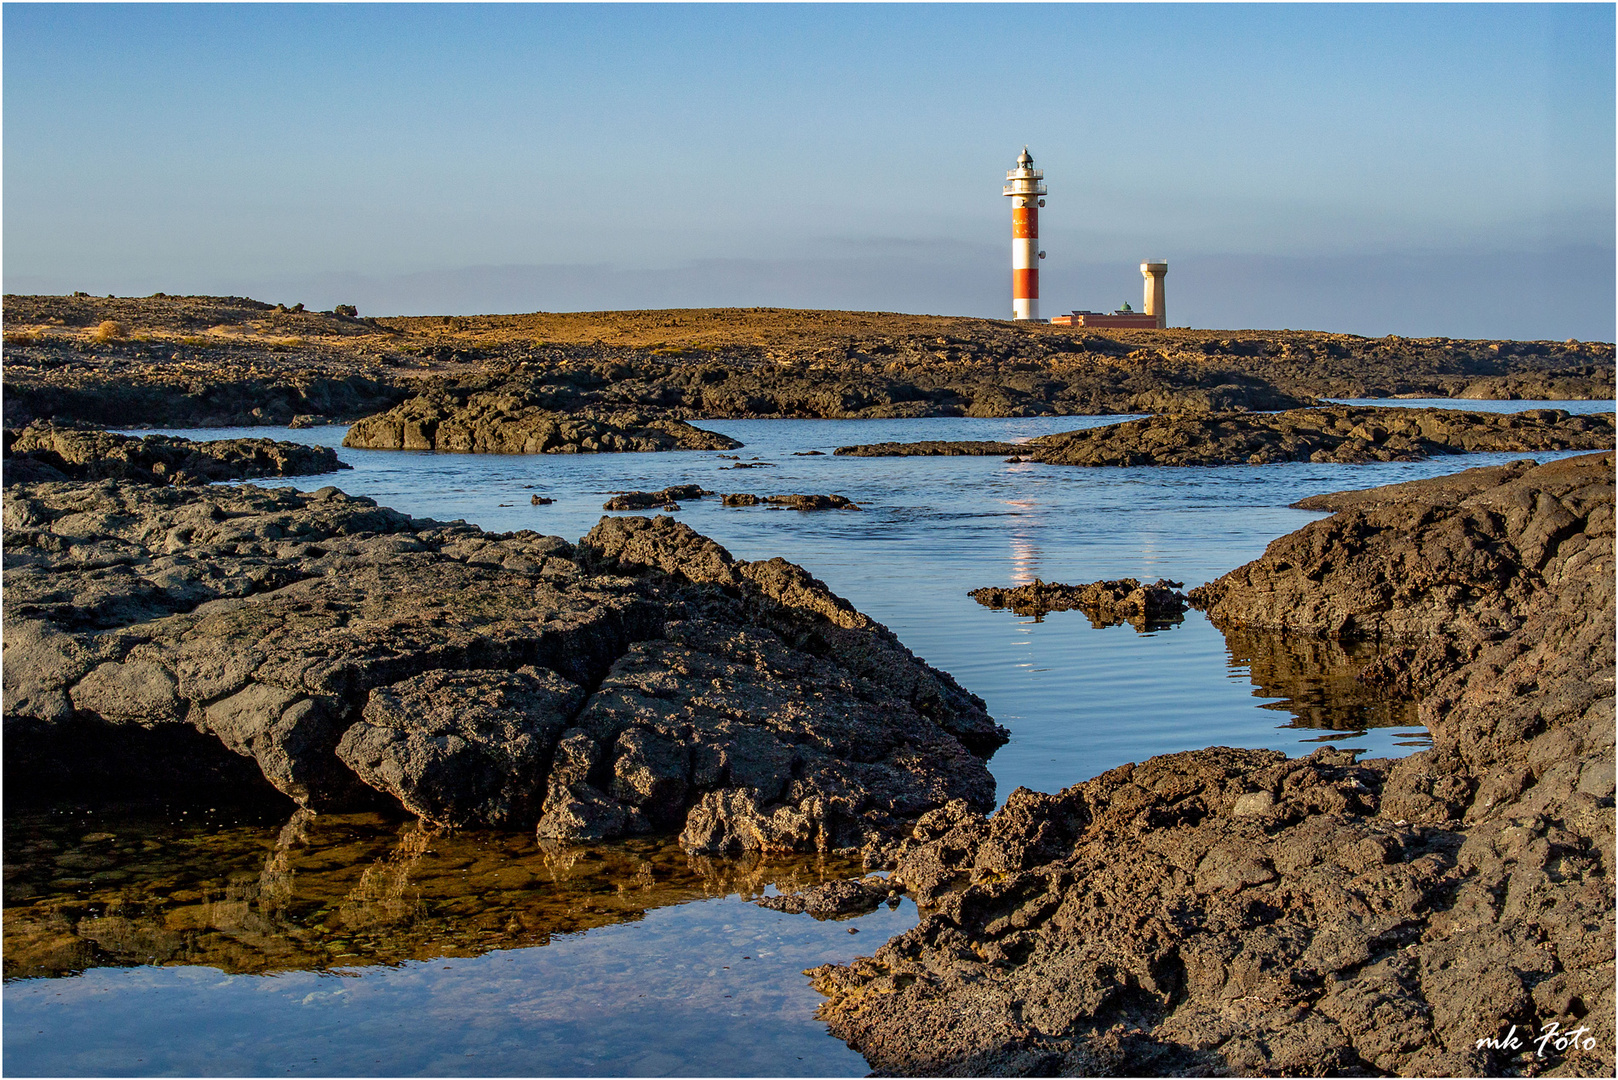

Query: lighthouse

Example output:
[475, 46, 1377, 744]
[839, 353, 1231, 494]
[1003, 147, 1047, 321]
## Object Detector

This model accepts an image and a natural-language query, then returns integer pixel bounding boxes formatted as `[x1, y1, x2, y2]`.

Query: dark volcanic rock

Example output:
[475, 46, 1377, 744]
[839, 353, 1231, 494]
[1288, 457, 1547, 516]
[602, 484, 712, 511]
[722, 493, 861, 511]
[970, 577, 1188, 629]
[3, 420, 346, 487]
[764, 493, 859, 511]
[307, 343, 1304, 430]
[1, 295, 415, 428]
[1189, 452, 1612, 646]
[3, 483, 1005, 855]
[336, 666, 586, 827]
[6, 296, 1610, 430]
[810, 452, 1614, 1076]
[1025, 405, 1613, 467]
[1458, 372, 1615, 401]
[836, 407, 1613, 467]
[342, 388, 740, 454]
[835, 440, 1022, 458]
[755, 875, 897, 919]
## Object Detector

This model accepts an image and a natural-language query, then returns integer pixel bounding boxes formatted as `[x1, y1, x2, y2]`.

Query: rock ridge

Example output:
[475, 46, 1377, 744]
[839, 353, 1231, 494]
[835, 405, 1615, 467]
[3, 420, 346, 487]
[343, 393, 740, 454]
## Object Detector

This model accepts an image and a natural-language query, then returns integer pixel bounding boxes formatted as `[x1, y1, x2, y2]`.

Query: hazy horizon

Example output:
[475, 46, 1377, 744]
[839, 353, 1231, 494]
[5, 4, 1613, 340]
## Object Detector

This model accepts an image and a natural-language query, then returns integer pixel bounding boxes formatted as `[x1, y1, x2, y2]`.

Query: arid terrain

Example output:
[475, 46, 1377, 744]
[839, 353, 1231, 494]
[3, 293, 1611, 429]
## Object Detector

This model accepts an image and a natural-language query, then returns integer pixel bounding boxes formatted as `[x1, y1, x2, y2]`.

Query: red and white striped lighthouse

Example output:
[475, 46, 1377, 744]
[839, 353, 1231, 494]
[1003, 147, 1047, 321]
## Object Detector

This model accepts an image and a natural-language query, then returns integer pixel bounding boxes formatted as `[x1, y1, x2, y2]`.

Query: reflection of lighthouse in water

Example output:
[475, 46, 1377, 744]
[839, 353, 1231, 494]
[1005, 499, 1043, 584]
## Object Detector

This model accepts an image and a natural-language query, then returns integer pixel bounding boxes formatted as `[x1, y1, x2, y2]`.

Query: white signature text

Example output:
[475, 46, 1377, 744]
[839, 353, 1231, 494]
[1477, 1021, 1597, 1059]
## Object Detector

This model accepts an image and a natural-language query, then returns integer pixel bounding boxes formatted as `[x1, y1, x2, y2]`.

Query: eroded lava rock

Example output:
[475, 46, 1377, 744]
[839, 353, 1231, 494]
[3, 420, 346, 487]
[343, 388, 740, 454]
[6, 296, 1611, 429]
[808, 452, 1614, 1076]
[3, 481, 1005, 857]
[835, 406, 1614, 467]
[1029, 405, 1614, 467]
[969, 577, 1188, 629]
[602, 484, 712, 511]
[755, 875, 898, 919]
[721, 493, 861, 511]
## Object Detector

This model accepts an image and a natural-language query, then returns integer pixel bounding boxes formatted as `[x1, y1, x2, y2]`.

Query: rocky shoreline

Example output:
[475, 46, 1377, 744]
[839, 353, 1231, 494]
[4, 292, 1616, 1075]
[808, 452, 1615, 1076]
[3, 420, 346, 487]
[836, 405, 1615, 467]
[4, 295, 1610, 430]
[3, 481, 1005, 856]
[342, 389, 740, 454]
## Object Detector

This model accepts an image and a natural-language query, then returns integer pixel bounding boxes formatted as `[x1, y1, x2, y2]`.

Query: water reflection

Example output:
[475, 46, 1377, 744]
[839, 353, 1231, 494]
[3, 803, 865, 982]
[1003, 500, 1043, 586]
[1215, 624, 1429, 748]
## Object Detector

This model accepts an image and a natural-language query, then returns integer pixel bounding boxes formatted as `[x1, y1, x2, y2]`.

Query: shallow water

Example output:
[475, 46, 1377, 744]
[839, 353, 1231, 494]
[4, 804, 896, 1076]
[7, 402, 1611, 1075]
[4, 896, 914, 1077]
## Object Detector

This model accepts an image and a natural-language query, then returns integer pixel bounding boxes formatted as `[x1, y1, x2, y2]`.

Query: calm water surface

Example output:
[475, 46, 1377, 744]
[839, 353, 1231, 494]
[5, 804, 904, 1076]
[8, 402, 1611, 1075]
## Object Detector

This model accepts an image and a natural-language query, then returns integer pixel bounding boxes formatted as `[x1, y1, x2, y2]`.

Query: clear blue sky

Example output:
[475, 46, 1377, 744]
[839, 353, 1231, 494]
[5, 3, 1614, 339]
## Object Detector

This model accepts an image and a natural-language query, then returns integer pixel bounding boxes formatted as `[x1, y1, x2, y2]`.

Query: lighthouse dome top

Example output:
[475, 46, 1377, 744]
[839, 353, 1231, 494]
[1004, 146, 1046, 196]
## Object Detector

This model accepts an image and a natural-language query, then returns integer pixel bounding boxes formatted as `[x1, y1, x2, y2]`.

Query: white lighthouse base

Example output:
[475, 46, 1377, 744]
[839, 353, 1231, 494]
[1013, 299, 1039, 321]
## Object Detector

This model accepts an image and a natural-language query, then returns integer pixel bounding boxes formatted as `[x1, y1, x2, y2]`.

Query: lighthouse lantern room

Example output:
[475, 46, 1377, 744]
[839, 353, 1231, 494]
[1003, 147, 1048, 321]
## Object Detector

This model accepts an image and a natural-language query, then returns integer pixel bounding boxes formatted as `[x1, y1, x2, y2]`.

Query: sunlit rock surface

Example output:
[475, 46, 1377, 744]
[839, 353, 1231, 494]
[3, 419, 345, 487]
[343, 391, 741, 455]
[9, 296, 1611, 430]
[3, 481, 1005, 855]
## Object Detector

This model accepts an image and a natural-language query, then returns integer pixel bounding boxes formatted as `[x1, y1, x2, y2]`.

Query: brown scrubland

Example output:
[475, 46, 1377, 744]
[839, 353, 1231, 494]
[3, 293, 1610, 430]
